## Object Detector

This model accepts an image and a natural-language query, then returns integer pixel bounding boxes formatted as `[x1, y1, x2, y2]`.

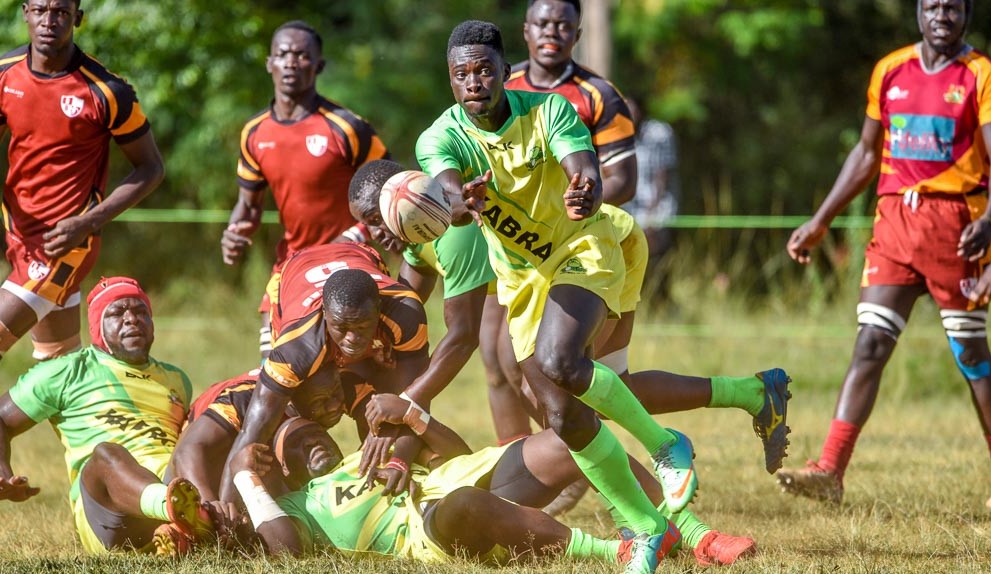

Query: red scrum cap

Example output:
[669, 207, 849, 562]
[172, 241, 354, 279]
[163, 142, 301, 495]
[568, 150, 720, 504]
[86, 276, 152, 353]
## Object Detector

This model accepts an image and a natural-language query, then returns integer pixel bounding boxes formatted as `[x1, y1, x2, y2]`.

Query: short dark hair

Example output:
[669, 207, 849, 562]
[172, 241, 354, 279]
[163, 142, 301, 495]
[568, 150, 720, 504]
[348, 159, 406, 213]
[273, 20, 323, 52]
[447, 20, 504, 58]
[527, 0, 581, 19]
[322, 269, 380, 316]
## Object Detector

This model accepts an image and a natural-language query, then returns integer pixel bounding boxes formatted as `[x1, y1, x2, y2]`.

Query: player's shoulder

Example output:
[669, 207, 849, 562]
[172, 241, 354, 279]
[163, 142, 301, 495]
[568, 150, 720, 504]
[959, 45, 991, 76]
[572, 62, 624, 97]
[508, 60, 530, 81]
[0, 45, 28, 72]
[874, 44, 920, 73]
[76, 50, 137, 93]
[315, 94, 375, 129]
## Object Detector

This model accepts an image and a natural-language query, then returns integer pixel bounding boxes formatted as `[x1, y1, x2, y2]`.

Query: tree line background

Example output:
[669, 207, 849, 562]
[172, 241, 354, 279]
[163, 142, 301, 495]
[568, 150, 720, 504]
[1, 0, 989, 303]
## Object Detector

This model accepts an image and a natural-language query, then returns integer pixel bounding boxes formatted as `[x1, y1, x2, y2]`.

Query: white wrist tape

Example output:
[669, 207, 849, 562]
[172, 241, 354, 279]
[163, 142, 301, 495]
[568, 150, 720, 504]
[234, 470, 287, 530]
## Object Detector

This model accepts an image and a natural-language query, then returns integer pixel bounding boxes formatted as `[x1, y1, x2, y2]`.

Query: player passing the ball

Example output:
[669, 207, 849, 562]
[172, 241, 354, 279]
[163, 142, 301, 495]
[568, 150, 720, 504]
[415, 21, 698, 559]
[780, 0, 991, 505]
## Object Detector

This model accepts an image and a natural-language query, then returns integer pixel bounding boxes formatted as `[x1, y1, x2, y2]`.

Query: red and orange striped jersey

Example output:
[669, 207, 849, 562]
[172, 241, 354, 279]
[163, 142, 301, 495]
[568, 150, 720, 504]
[236, 97, 389, 263]
[506, 60, 635, 166]
[866, 44, 991, 196]
[262, 242, 428, 394]
[0, 45, 149, 240]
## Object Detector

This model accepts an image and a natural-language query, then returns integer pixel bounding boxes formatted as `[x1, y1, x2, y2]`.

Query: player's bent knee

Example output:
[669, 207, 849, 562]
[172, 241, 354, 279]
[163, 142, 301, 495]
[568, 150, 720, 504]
[856, 303, 906, 341]
[31, 334, 81, 361]
[597, 347, 629, 376]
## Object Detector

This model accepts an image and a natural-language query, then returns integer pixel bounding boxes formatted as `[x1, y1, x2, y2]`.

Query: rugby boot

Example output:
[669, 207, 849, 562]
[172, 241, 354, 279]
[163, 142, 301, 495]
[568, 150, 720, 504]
[651, 428, 697, 512]
[753, 368, 792, 473]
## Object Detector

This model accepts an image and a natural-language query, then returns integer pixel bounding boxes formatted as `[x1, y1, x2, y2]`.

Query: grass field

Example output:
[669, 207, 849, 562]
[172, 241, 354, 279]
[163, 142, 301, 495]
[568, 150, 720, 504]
[0, 270, 989, 573]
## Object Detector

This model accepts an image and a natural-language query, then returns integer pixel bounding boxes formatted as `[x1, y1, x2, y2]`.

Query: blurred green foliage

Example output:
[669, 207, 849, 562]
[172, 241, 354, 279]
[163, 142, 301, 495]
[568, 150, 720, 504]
[0, 0, 988, 296]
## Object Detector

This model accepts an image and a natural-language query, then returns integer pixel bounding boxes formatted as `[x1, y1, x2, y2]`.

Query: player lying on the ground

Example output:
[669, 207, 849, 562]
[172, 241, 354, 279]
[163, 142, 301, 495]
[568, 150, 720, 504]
[231, 416, 679, 574]
[363, 393, 757, 566]
[0, 277, 195, 553]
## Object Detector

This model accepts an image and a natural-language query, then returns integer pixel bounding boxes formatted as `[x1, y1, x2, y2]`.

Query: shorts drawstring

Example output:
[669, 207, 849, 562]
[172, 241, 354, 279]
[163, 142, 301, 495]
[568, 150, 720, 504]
[903, 189, 920, 213]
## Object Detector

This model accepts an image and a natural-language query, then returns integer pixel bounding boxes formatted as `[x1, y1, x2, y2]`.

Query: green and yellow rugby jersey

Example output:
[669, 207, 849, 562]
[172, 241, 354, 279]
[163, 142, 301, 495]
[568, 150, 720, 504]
[278, 451, 423, 558]
[402, 222, 495, 299]
[416, 90, 598, 274]
[8, 346, 192, 502]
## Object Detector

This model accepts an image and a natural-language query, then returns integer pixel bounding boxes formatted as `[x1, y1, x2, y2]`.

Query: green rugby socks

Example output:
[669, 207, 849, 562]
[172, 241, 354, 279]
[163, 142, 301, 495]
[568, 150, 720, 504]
[579, 361, 675, 454]
[565, 528, 621, 561]
[709, 375, 765, 416]
[139, 482, 169, 521]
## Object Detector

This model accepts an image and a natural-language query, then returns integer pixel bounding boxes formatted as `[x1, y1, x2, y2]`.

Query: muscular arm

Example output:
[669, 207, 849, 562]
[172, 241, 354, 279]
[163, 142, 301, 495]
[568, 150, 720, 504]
[0, 393, 40, 501]
[787, 117, 883, 263]
[221, 187, 265, 265]
[600, 154, 637, 206]
[218, 384, 290, 503]
[560, 150, 604, 219]
[169, 415, 236, 503]
[398, 261, 438, 302]
[43, 130, 166, 258]
[436, 169, 475, 226]
[956, 123, 991, 262]
[402, 285, 487, 406]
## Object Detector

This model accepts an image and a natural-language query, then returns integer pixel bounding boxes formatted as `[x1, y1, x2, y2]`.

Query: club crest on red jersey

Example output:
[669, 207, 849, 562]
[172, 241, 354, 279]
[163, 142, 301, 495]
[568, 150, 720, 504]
[306, 134, 328, 157]
[944, 84, 965, 105]
[60, 95, 84, 118]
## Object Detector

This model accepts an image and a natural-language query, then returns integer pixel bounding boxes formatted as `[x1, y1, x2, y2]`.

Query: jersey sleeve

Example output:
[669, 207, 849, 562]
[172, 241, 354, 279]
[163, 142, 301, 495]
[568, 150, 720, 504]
[80, 59, 151, 145]
[202, 381, 257, 433]
[348, 114, 390, 168]
[543, 93, 596, 163]
[402, 244, 430, 269]
[236, 120, 268, 191]
[261, 311, 329, 394]
[379, 294, 429, 359]
[416, 119, 466, 178]
[865, 58, 887, 121]
[976, 58, 991, 127]
[276, 491, 323, 547]
[590, 84, 636, 166]
[435, 225, 495, 299]
[7, 358, 75, 423]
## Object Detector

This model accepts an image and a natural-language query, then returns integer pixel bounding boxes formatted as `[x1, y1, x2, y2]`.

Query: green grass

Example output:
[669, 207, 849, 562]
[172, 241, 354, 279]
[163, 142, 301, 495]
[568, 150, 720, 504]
[0, 269, 989, 573]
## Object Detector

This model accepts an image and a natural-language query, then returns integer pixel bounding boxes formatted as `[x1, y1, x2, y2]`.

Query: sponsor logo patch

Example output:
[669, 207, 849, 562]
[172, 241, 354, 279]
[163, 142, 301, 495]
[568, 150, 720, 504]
[888, 114, 955, 162]
[887, 86, 909, 101]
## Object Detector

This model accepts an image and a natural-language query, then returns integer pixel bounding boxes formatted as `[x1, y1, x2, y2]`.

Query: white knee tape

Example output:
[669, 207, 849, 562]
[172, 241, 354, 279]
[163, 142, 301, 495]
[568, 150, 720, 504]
[941, 309, 988, 339]
[856, 303, 906, 340]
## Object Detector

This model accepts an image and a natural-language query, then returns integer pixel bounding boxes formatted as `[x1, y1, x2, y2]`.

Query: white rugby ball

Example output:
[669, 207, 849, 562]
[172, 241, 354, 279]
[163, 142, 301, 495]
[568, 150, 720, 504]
[379, 170, 452, 244]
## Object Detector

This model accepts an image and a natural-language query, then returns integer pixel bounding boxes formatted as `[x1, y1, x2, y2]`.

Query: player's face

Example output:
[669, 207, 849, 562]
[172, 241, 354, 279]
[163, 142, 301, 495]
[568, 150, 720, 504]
[283, 425, 343, 490]
[448, 45, 512, 127]
[523, 0, 581, 71]
[266, 28, 324, 98]
[22, 0, 82, 57]
[350, 200, 406, 253]
[918, 0, 967, 55]
[292, 370, 346, 429]
[326, 300, 379, 359]
[101, 297, 154, 365]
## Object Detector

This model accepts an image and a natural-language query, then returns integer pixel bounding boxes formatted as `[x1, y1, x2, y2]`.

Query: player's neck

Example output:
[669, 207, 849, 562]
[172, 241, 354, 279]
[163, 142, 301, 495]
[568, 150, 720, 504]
[466, 98, 511, 132]
[526, 58, 573, 89]
[29, 42, 76, 76]
[919, 41, 968, 73]
[272, 91, 319, 122]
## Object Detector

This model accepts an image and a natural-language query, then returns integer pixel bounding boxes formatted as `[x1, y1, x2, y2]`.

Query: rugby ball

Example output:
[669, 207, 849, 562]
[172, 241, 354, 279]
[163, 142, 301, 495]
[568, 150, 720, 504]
[379, 170, 452, 244]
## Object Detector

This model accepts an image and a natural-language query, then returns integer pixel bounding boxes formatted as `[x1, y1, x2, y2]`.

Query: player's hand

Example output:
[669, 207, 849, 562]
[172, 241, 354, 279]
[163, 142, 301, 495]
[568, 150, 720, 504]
[462, 170, 492, 227]
[957, 218, 991, 262]
[364, 460, 412, 497]
[968, 267, 991, 306]
[786, 220, 829, 264]
[230, 443, 275, 476]
[0, 475, 40, 502]
[358, 426, 398, 477]
[203, 500, 246, 549]
[365, 394, 410, 436]
[564, 174, 598, 220]
[221, 221, 257, 265]
[42, 216, 92, 259]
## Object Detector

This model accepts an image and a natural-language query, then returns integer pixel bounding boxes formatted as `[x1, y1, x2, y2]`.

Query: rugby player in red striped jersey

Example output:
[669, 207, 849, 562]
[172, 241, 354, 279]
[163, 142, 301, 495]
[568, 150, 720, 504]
[0, 0, 164, 362]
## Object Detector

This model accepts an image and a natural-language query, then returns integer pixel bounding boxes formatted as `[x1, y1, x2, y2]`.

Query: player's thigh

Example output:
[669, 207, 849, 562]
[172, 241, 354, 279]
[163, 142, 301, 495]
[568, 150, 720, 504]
[0, 288, 40, 336]
[594, 311, 635, 359]
[859, 284, 925, 320]
[31, 304, 80, 342]
[533, 284, 607, 364]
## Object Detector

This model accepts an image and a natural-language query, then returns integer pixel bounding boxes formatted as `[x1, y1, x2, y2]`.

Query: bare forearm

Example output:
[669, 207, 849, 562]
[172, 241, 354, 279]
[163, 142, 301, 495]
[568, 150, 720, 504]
[77, 166, 163, 232]
[601, 155, 637, 206]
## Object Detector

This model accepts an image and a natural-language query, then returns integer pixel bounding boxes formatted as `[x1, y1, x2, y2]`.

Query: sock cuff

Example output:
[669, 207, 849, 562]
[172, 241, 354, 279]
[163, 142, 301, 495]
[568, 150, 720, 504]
[581, 361, 621, 404]
[138, 482, 169, 521]
[829, 418, 861, 437]
[569, 423, 615, 465]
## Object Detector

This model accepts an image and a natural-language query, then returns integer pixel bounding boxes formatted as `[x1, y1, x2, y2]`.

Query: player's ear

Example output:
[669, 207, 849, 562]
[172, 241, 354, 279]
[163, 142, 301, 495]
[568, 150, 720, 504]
[74, 9, 84, 27]
[265, 56, 274, 74]
[575, 25, 582, 45]
[504, 62, 511, 79]
[316, 58, 326, 75]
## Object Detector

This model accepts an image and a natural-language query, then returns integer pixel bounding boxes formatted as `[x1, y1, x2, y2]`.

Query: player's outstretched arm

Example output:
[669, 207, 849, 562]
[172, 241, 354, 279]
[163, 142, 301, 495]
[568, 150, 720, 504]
[364, 393, 472, 461]
[560, 150, 603, 220]
[0, 394, 40, 502]
[43, 130, 165, 259]
[398, 261, 438, 303]
[600, 153, 637, 206]
[230, 444, 308, 556]
[787, 117, 883, 264]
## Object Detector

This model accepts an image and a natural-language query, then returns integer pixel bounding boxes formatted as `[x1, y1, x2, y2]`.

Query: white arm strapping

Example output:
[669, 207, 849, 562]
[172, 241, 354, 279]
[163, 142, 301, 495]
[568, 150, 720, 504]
[234, 470, 288, 530]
